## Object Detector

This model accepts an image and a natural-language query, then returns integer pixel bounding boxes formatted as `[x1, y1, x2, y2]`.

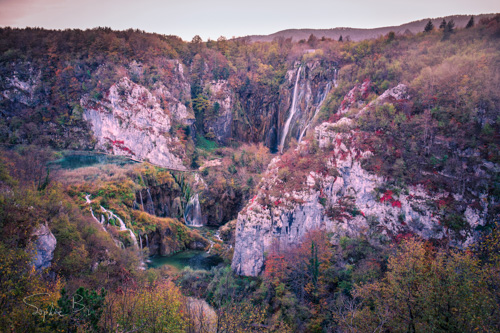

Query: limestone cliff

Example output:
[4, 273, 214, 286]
[31, 223, 57, 271]
[82, 75, 192, 169]
[232, 84, 491, 276]
[203, 80, 234, 144]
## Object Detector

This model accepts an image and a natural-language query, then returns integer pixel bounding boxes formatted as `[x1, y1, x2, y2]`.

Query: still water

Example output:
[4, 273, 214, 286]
[147, 250, 223, 271]
[50, 153, 137, 169]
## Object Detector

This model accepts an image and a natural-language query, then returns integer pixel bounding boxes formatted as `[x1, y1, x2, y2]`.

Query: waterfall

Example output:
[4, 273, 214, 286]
[333, 67, 339, 87]
[280, 66, 302, 154]
[85, 194, 139, 249]
[139, 190, 145, 211]
[85, 194, 106, 231]
[145, 188, 155, 215]
[145, 234, 149, 248]
[298, 82, 332, 144]
[184, 193, 203, 227]
[207, 230, 222, 254]
[139, 232, 143, 250]
[100, 205, 138, 248]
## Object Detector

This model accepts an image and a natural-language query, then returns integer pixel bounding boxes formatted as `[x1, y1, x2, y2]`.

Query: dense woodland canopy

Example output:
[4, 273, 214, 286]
[0, 15, 499, 332]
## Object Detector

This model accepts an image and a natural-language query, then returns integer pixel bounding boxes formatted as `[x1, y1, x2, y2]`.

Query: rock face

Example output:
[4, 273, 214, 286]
[147, 223, 209, 256]
[232, 84, 489, 277]
[277, 60, 338, 152]
[82, 65, 194, 169]
[31, 223, 57, 271]
[204, 80, 234, 144]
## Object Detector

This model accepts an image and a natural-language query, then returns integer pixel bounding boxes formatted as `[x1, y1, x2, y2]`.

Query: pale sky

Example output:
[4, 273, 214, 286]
[0, 0, 499, 41]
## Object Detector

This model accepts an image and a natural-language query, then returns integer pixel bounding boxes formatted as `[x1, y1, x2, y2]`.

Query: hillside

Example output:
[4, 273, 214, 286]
[246, 14, 495, 42]
[0, 14, 499, 332]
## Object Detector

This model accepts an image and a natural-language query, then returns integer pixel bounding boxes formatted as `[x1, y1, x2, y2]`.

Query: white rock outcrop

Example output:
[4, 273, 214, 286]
[31, 223, 57, 271]
[83, 76, 188, 169]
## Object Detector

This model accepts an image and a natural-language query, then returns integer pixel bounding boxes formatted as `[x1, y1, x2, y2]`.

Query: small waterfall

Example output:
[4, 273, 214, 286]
[100, 205, 138, 248]
[280, 66, 302, 154]
[184, 193, 203, 227]
[145, 188, 155, 215]
[298, 82, 332, 144]
[85, 194, 106, 231]
[145, 234, 149, 248]
[139, 232, 143, 250]
[333, 67, 339, 87]
[85, 194, 139, 249]
[139, 191, 145, 211]
[207, 230, 223, 254]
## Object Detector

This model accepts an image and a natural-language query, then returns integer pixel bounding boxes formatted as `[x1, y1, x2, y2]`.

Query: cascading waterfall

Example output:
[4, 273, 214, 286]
[100, 205, 139, 248]
[280, 66, 302, 154]
[184, 193, 203, 227]
[298, 82, 332, 144]
[85, 194, 106, 231]
[333, 67, 339, 87]
[145, 234, 149, 248]
[85, 194, 138, 249]
[207, 230, 223, 254]
[139, 191, 145, 211]
[145, 188, 155, 215]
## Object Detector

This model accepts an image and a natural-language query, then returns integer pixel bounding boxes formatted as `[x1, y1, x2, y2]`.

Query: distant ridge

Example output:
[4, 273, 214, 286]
[246, 14, 496, 42]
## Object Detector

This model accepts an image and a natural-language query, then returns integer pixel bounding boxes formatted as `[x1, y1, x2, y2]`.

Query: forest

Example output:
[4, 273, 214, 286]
[0, 14, 499, 332]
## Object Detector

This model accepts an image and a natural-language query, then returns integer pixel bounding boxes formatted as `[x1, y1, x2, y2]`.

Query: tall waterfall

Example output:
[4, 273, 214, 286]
[184, 193, 203, 227]
[280, 66, 302, 154]
[298, 82, 332, 144]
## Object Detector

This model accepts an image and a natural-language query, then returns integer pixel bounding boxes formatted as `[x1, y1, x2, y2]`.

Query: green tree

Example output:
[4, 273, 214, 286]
[439, 19, 447, 29]
[424, 20, 434, 32]
[57, 287, 107, 332]
[445, 19, 455, 33]
[466, 16, 474, 28]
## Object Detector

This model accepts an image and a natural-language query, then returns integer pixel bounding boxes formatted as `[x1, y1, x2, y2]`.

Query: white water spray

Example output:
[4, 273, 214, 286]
[280, 66, 302, 153]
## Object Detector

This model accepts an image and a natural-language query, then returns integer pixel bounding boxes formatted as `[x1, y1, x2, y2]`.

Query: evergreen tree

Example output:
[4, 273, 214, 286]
[424, 20, 434, 32]
[445, 19, 455, 33]
[338, 35, 343, 42]
[439, 19, 447, 29]
[466, 16, 474, 28]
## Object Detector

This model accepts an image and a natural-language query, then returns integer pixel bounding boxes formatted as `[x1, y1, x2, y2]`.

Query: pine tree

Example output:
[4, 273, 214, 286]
[445, 19, 455, 33]
[424, 20, 434, 32]
[338, 35, 343, 42]
[439, 19, 447, 29]
[466, 16, 474, 28]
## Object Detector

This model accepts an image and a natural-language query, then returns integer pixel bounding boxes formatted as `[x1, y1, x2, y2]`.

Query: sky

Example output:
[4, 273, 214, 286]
[0, 0, 499, 41]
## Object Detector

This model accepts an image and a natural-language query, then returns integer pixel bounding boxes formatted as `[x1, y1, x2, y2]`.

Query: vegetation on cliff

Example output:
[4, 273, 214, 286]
[0, 14, 499, 332]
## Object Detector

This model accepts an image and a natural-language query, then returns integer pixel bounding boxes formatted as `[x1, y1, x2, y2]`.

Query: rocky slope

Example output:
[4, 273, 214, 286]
[232, 84, 492, 276]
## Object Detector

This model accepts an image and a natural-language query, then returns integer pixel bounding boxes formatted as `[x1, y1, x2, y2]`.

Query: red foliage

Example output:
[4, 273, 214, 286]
[380, 190, 393, 202]
[392, 200, 402, 208]
[395, 232, 413, 243]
